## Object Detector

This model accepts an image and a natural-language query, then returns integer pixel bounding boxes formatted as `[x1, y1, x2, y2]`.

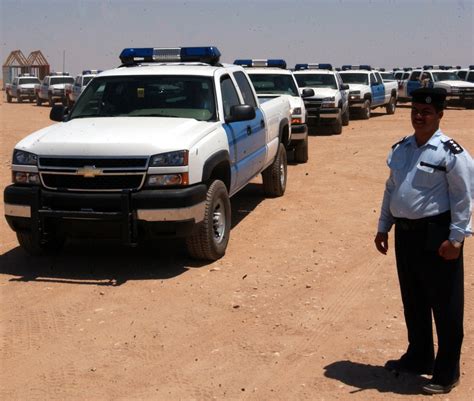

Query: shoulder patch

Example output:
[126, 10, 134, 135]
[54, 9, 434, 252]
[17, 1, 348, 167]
[391, 136, 408, 149]
[443, 139, 464, 154]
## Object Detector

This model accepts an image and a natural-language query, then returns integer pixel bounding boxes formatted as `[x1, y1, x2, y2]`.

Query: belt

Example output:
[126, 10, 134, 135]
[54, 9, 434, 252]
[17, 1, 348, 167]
[395, 211, 450, 231]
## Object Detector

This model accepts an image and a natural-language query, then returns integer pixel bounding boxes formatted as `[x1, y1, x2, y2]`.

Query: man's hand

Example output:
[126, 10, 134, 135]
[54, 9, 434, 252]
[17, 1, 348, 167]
[438, 240, 462, 260]
[375, 232, 389, 255]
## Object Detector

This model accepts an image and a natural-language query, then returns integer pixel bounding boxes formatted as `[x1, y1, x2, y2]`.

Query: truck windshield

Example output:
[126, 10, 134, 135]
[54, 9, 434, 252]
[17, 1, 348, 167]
[248, 74, 299, 96]
[50, 77, 74, 85]
[431, 72, 460, 82]
[19, 78, 40, 84]
[467, 73, 474, 83]
[339, 73, 368, 85]
[70, 75, 217, 121]
[83, 76, 94, 86]
[294, 74, 337, 89]
[381, 73, 395, 81]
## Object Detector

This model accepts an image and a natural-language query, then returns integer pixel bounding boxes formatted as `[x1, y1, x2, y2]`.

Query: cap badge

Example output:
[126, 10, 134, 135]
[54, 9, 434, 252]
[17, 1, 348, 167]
[425, 96, 432, 104]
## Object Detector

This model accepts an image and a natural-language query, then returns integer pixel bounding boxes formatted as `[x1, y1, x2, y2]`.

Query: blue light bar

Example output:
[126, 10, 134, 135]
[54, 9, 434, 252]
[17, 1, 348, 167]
[234, 59, 287, 69]
[119, 46, 221, 65]
[469, 65, 474, 70]
[393, 67, 400, 71]
[82, 69, 102, 75]
[423, 65, 434, 70]
[360, 65, 371, 71]
[294, 63, 332, 71]
[403, 67, 413, 71]
[341, 65, 371, 71]
[234, 59, 253, 67]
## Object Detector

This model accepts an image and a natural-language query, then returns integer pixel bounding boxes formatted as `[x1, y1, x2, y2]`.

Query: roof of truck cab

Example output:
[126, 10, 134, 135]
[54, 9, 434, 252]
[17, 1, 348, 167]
[293, 69, 335, 75]
[97, 63, 245, 78]
[245, 68, 293, 75]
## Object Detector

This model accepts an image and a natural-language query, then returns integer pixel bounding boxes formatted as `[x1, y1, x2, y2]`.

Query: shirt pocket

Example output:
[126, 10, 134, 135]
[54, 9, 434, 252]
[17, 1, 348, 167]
[412, 163, 443, 188]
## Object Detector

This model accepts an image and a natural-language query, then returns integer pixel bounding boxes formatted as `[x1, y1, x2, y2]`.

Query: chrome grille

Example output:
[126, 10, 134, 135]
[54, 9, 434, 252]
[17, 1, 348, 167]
[41, 172, 145, 192]
[38, 157, 148, 192]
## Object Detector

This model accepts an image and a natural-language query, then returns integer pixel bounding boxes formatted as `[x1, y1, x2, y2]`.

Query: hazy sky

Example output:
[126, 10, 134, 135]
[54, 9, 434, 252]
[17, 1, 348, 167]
[1, 0, 473, 76]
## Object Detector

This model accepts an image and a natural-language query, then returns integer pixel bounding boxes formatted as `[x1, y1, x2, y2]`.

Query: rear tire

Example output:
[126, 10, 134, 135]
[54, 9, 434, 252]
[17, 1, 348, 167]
[17, 231, 64, 256]
[294, 136, 308, 163]
[386, 96, 396, 114]
[262, 143, 287, 197]
[48, 95, 54, 107]
[7, 93, 12, 103]
[185, 180, 231, 261]
[18, 96, 23, 103]
[36, 95, 42, 106]
[361, 99, 371, 120]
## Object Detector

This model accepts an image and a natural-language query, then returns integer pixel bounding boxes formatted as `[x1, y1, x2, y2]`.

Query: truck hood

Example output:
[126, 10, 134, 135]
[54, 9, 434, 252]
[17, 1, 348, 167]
[345, 84, 369, 92]
[435, 80, 474, 88]
[257, 94, 303, 110]
[50, 84, 69, 90]
[301, 87, 338, 99]
[15, 117, 220, 156]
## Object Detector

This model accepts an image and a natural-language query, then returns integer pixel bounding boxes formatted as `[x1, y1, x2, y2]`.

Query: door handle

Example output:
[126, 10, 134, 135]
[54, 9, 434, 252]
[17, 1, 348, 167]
[246, 126, 252, 135]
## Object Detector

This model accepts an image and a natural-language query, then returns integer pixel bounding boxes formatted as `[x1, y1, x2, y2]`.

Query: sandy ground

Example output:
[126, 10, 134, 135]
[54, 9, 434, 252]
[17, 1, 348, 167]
[0, 95, 473, 401]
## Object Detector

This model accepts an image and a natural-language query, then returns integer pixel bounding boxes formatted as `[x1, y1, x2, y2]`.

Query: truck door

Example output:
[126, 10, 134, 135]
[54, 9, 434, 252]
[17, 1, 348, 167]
[370, 73, 384, 106]
[220, 74, 265, 192]
[406, 71, 422, 97]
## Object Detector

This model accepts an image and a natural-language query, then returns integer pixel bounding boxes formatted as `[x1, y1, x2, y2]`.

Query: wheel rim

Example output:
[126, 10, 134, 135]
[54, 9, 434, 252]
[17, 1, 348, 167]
[212, 199, 226, 244]
[279, 156, 286, 187]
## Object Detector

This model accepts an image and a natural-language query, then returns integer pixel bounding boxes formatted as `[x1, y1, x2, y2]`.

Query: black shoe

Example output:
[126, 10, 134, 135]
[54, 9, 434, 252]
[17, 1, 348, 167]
[422, 379, 459, 394]
[384, 358, 433, 375]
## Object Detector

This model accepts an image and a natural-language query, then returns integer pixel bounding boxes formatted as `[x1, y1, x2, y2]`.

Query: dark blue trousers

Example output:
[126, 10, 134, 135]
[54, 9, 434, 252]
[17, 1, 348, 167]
[394, 213, 464, 386]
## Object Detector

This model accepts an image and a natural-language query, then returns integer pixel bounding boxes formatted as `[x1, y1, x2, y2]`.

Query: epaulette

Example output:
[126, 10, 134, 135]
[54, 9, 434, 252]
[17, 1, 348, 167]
[391, 136, 408, 149]
[443, 138, 464, 154]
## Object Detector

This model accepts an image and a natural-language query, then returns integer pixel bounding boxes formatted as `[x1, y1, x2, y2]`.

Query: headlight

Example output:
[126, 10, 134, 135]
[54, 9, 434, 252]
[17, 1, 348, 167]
[321, 97, 336, 108]
[150, 150, 188, 167]
[292, 107, 302, 116]
[12, 171, 40, 185]
[13, 149, 38, 165]
[146, 173, 189, 187]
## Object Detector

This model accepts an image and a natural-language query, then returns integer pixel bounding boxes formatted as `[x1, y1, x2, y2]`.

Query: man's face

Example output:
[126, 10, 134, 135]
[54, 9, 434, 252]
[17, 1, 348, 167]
[411, 103, 443, 135]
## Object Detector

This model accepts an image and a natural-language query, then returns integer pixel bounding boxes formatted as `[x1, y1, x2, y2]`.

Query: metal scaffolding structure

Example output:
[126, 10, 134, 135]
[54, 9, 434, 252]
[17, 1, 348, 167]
[2, 49, 50, 89]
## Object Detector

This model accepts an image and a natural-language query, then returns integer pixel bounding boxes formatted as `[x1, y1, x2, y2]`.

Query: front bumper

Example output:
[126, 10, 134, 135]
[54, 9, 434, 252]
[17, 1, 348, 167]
[4, 184, 207, 243]
[307, 107, 340, 125]
[290, 123, 308, 140]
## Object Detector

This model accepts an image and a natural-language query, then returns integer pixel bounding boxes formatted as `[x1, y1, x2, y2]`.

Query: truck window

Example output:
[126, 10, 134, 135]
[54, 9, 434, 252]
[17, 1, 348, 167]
[339, 73, 369, 85]
[220, 75, 240, 119]
[295, 73, 337, 89]
[375, 73, 383, 84]
[370, 74, 377, 85]
[233, 71, 257, 107]
[410, 71, 421, 81]
[457, 71, 467, 80]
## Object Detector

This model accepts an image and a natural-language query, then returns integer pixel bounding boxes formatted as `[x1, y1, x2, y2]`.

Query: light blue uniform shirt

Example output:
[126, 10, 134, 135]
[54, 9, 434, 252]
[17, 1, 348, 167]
[378, 129, 473, 242]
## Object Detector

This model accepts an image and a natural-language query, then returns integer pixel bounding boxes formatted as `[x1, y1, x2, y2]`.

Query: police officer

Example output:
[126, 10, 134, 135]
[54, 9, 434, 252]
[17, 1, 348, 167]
[374, 87, 473, 394]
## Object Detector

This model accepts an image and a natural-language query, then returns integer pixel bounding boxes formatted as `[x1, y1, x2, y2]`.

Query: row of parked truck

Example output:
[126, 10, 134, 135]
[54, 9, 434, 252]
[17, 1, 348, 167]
[3, 48, 473, 261]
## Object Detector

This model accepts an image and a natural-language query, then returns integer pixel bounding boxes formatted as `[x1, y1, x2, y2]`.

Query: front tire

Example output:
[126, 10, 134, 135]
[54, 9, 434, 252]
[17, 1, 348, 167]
[342, 107, 350, 126]
[361, 99, 371, 120]
[294, 136, 308, 163]
[48, 94, 54, 107]
[7, 92, 12, 103]
[186, 180, 231, 261]
[332, 113, 343, 135]
[262, 143, 287, 197]
[386, 96, 396, 114]
[36, 95, 42, 106]
[17, 231, 64, 256]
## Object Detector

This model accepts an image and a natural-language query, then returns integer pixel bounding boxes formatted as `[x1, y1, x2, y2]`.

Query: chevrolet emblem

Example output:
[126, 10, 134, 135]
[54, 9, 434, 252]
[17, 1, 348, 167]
[77, 165, 102, 178]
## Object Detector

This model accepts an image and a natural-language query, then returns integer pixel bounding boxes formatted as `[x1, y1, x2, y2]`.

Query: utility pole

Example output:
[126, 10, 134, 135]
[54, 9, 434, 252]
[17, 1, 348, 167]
[62, 50, 65, 72]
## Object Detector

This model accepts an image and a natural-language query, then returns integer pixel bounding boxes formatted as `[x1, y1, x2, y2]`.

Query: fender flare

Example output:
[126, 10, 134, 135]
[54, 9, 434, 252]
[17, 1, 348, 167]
[202, 150, 231, 188]
[279, 118, 290, 146]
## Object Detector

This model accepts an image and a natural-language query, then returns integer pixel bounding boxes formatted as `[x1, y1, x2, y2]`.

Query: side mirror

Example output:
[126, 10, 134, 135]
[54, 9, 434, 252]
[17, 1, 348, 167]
[50, 105, 69, 122]
[301, 88, 315, 98]
[341, 84, 350, 90]
[225, 104, 256, 123]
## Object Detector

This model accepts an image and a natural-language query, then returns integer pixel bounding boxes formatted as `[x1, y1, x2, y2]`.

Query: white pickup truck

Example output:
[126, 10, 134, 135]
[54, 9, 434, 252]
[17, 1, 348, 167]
[339, 65, 398, 119]
[64, 70, 100, 108]
[4, 46, 291, 261]
[234, 58, 313, 162]
[293, 63, 350, 135]
[35, 72, 75, 106]
[403, 66, 474, 108]
[5, 74, 41, 103]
